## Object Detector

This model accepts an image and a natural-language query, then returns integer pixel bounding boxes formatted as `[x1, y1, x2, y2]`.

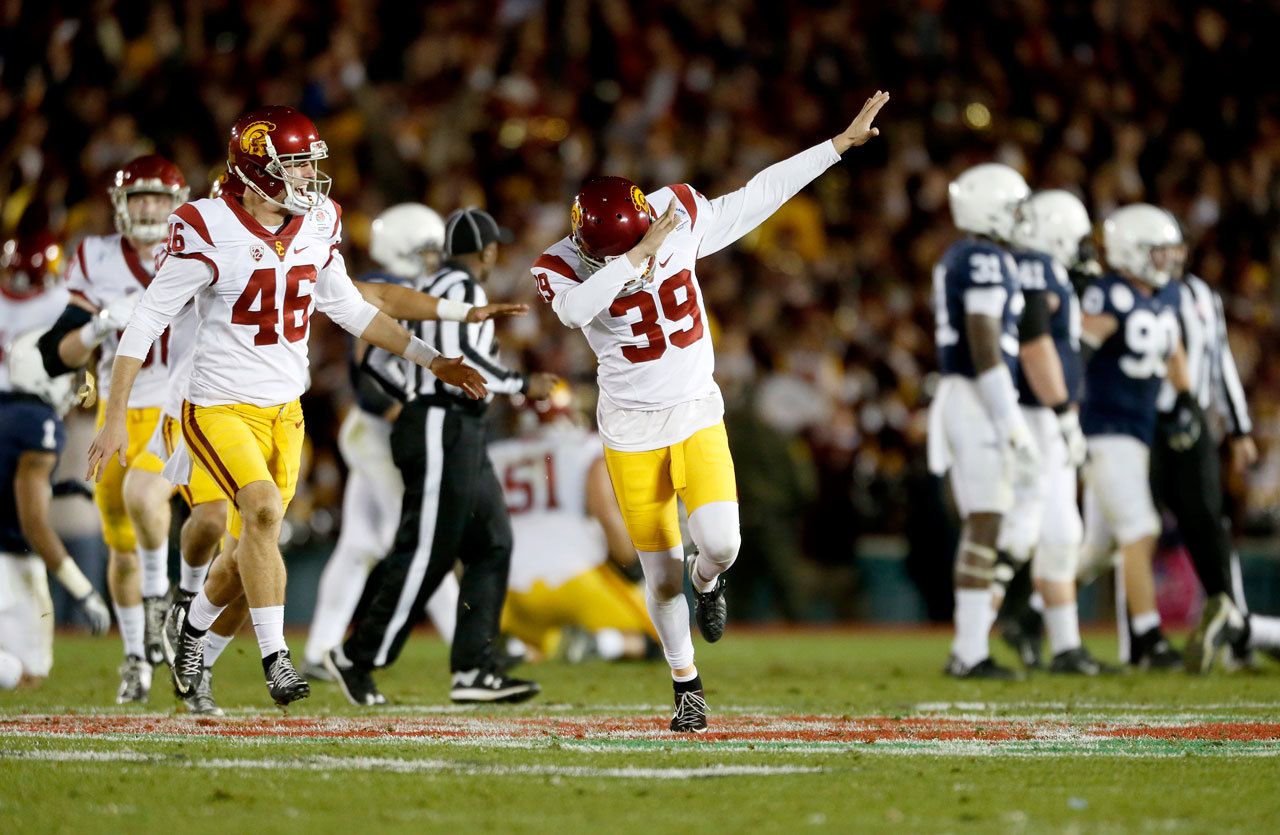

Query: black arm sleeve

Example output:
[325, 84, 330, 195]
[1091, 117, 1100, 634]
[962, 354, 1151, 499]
[37, 305, 93, 378]
[1017, 289, 1051, 343]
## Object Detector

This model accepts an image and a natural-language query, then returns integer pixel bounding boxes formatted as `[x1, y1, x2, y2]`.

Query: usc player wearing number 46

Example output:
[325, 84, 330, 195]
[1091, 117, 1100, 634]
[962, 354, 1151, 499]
[532, 91, 890, 732]
[86, 105, 490, 707]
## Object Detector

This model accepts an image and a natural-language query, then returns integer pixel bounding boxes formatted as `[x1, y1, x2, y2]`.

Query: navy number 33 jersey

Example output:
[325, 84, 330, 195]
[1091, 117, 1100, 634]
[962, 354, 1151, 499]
[933, 238, 1023, 378]
[1079, 273, 1181, 445]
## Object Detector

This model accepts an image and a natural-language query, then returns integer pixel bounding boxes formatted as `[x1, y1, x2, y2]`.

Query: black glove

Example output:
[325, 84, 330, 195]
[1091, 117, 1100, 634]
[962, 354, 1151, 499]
[1166, 392, 1203, 452]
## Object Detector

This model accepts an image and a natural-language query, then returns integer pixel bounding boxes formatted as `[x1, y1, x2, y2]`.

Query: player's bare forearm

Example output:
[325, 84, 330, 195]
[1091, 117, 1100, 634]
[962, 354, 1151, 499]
[356, 281, 441, 321]
[1168, 342, 1191, 392]
[105, 355, 144, 423]
[15, 453, 72, 574]
[358, 310, 413, 356]
[965, 313, 1004, 373]
[1019, 336, 1069, 407]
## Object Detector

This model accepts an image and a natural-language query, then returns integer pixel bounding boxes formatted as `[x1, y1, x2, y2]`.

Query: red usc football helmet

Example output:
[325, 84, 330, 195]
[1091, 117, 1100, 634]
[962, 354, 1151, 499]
[109, 154, 189, 244]
[0, 233, 62, 300]
[227, 105, 331, 215]
[570, 176, 653, 269]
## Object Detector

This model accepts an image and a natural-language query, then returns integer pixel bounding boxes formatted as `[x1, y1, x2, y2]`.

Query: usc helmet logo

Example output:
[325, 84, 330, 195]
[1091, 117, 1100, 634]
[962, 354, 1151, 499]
[240, 121, 276, 157]
[570, 198, 583, 233]
[629, 185, 649, 215]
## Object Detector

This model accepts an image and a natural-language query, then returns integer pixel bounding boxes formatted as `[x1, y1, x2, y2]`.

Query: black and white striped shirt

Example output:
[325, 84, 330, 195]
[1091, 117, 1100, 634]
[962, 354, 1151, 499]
[365, 264, 525, 407]
[1157, 273, 1252, 436]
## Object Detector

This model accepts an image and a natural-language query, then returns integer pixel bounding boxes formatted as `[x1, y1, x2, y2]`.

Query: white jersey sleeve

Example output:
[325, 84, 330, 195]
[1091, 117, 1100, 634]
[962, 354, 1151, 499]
[117, 225, 215, 362]
[314, 246, 378, 337]
[690, 139, 842, 258]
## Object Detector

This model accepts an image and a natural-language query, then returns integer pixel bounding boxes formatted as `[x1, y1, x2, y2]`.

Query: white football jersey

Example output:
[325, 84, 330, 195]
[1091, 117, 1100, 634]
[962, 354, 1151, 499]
[65, 234, 167, 408]
[160, 299, 198, 418]
[532, 140, 843, 451]
[0, 284, 68, 393]
[488, 424, 608, 592]
[119, 194, 378, 407]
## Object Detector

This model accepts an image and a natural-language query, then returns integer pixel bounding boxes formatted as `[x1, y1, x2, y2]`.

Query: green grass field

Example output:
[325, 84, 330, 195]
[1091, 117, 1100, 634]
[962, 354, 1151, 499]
[3, 628, 1279, 833]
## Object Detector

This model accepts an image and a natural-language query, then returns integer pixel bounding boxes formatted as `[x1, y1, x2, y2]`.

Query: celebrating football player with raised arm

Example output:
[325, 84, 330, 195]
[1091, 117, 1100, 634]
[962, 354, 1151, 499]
[36, 155, 189, 703]
[928, 163, 1037, 681]
[530, 91, 889, 732]
[86, 106, 489, 708]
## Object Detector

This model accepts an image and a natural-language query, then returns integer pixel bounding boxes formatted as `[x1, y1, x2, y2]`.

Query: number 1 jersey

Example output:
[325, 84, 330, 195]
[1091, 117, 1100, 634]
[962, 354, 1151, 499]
[118, 193, 378, 407]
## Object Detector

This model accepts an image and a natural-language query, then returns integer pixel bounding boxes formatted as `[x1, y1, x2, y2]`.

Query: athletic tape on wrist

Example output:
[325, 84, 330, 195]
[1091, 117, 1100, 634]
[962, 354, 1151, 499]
[404, 336, 441, 367]
[435, 299, 472, 322]
[54, 558, 95, 600]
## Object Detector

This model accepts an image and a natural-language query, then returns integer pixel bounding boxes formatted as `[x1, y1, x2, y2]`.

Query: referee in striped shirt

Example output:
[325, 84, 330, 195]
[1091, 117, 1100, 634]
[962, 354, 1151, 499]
[1152, 256, 1259, 672]
[328, 208, 560, 704]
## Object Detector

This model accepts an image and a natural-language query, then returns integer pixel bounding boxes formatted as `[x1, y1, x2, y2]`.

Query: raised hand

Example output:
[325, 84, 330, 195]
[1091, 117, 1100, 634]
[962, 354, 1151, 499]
[834, 90, 891, 153]
[429, 355, 488, 400]
[467, 303, 530, 323]
[627, 201, 680, 268]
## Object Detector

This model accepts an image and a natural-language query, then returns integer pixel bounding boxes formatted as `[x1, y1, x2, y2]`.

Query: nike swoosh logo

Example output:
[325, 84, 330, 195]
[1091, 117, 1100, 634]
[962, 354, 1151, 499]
[659, 254, 673, 268]
[293, 246, 309, 254]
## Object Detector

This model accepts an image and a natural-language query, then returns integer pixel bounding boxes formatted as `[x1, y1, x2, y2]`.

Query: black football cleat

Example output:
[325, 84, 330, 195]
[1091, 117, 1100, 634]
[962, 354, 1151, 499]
[162, 590, 195, 669]
[998, 608, 1045, 670]
[1129, 628, 1182, 671]
[324, 648, 384, 706]
[170, 615, 206, 698]
[1049, 646, 1116, 675]
[670, 680, 709, 733]
[1185, 593, 1245, 675]
[689, 555, 727, 643]
[143, 595, 168, 667]
[116, 655, 152, 704]
[263, 649, 310, 707]
[184, 669, 225, 717]
[945, 655, 1019, 680]
[449, 669, 540, 704]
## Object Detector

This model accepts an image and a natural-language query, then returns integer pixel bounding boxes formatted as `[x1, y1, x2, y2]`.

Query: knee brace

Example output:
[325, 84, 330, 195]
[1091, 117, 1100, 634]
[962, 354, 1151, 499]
[1032, 542, 1079, 584]
[688, 502, 741, 574]
[956, 540, 997, 583]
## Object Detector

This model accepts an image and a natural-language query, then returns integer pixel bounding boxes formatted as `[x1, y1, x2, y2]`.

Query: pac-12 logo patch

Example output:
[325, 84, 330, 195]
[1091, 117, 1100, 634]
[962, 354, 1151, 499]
[239, 121, 276, 157]
[250, 244, 265, 262]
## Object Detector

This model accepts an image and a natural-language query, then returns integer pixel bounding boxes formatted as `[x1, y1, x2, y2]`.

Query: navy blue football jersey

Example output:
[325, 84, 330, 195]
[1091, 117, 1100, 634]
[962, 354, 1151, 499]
[1013, 250, 1083, 406]
[0, 395, 67, 554]
[932, 238, 1023, 378]
[1079, 273, 1181, 444]
[349, 271, 408, 414]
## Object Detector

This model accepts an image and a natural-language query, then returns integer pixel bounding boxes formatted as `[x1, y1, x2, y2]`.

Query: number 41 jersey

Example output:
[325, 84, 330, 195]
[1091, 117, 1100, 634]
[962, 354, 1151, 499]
[121, 193, 377, 407]
[932, 237, 1023, 378]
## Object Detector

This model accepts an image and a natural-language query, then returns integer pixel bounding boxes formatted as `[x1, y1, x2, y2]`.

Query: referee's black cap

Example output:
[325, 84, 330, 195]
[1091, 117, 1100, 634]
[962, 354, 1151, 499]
[444, 207, 514, 256]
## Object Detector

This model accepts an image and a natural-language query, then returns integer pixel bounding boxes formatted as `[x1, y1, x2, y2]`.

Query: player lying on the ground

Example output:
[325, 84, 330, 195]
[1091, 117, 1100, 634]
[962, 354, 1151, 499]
[490, 386, 661, 664]
[531, 90, 889, 731]
[86, 105, 489, 708]
[1, 326, 110, 690]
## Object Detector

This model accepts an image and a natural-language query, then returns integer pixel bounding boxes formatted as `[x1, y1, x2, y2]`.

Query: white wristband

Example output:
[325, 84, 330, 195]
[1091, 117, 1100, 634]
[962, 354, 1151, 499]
[77, 319, 109, 350]
[404, 336, 441, 368]
[436, 298, 473, 322]
[54, 557, 94, 600]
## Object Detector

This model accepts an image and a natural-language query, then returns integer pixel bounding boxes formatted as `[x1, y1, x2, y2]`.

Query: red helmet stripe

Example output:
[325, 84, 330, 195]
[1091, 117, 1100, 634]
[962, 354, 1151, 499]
[172, 204, 214, 248]
[533, 254, 581, 283]
[667, 184, 698, 229]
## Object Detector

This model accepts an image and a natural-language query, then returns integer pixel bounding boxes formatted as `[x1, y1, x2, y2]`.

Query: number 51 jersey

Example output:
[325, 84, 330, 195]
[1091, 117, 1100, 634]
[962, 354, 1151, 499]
[134, 193, 375, 407]
[1079, 273, 1181, 445]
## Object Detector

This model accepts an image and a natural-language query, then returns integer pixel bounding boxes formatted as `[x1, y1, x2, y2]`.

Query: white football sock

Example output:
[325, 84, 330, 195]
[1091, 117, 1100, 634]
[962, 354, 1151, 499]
[179, 559, 209, 595]
[250, 605, 286, 658]
[139, 542, 169, 598]
[1131, 610, 1161, 637]
[424, 572, 458, 645]
[952, 588, 993, 666]
[0, 649, 23, 689]
[304, 542, 378, 664]
[1247, 614, 1280, 650]
[1044, 603, 1081, 655]
[638, 547, 694, 671]
[204, 631, 233, 668]
[595, 628, 626, 661]
[187, 590, 226, 633]
[113, 603, 145, 659]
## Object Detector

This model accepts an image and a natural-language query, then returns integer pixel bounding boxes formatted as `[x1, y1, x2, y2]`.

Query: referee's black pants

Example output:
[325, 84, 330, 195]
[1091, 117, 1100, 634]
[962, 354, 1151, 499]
[1150, 414, 1233, 599]
[344, 399, 513, 674]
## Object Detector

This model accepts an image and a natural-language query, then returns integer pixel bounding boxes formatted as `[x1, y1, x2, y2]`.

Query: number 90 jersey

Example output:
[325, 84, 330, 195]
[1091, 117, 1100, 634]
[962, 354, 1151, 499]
[932, 238, 1023, 378]
[531, 185, 713, 414]
[1079, 273, 1181, 445]
[131, 193, 375, 407]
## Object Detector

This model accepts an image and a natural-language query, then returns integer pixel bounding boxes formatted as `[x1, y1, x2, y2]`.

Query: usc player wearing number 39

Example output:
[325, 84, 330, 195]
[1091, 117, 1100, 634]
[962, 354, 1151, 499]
[86, 105, 488, 708]
[532, 90, 890, 732]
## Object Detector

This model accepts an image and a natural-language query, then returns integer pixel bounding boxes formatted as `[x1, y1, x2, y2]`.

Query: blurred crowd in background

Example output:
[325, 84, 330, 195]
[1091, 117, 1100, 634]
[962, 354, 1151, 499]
[4, 1, 1279, 620]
